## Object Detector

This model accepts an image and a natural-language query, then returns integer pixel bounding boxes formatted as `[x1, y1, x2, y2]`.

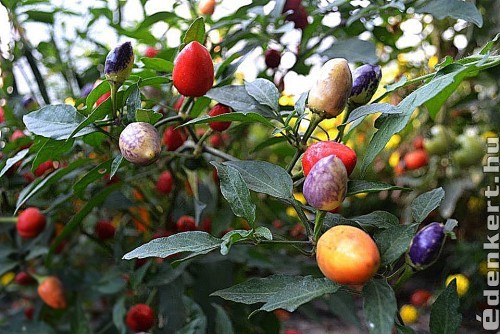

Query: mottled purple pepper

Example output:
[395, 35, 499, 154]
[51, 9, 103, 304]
[105, 41, 134, 85]
[22, 96, 39, 111]
[119, 122, 161, 166]
[303, 155, 348, 211]
[408, 222, 445, 270]
[349, 64, 382, 106]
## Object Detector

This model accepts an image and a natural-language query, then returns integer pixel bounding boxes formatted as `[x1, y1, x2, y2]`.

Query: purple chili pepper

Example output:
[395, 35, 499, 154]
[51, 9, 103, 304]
[349, 64, 382, 106]
[408, 222, 445, 270]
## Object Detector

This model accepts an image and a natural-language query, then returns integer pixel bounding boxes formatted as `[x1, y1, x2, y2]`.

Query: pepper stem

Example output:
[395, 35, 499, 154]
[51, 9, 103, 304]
[313, 209, 327, 243]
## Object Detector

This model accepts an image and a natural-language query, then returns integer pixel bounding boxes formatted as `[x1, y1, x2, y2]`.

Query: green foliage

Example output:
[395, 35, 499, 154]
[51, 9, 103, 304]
[0, 0, 496, 332]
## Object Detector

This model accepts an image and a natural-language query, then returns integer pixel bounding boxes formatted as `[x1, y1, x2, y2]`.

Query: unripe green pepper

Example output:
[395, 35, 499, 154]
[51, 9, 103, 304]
[307, 58, 352, 119]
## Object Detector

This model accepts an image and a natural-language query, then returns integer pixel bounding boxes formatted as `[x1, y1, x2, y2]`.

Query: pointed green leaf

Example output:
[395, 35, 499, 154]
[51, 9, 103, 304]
[430, 280, 462, 334]
[0, 148, 29, 178]
[374, 224, 419, 266]
[245, 78, 280, 111]
[346, 180, 410, 196]
[224, 160, 294, 200]
[363, 279, 397, 334]
[411, 187, 445, 223]
[212, 162, 256, 226]
[24, 104, 97, 140]
[122, 231, 222, 260]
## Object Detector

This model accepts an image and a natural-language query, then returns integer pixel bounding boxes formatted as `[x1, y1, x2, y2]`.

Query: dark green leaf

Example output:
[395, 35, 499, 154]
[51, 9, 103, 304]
[224, 160, 294, 199]
[344, 103, 399, 125]
[479, 33, 499, 55]
[122, 231, 222, 259]
[321, 38, 377, 63]
[430, 280, 462, 334]
[329, 290, 361, 327]
[411, 188, 445, 223]
[110, 155, 123, 179]
[374, 224, 418, 266]
[0, 148, 29, 178]
[24, 10, 54, 24]
[183, 17, 206, 45]
[48, 183, 122, 259]
[416, 0, 483, 27]
[126, 84, 141, 123]
[360, 62, 478, 174]
[245, 78, 280, 111]
[112, 297, 127, 334]
[346, 180, 409, 197]
[24, 104, 97, 140]
[16, 159, 89, 213]
[85, 80, 110, 113]
[135, 109, 162, 124]
[136, 11, 178, 31]
[32, 138, 74, 171]
[141, 57, 174, 72]
[257, 276, 340, 314]
[212, 163, 256, 226]
[211, 275, 306, 305]
[68, 99, 111, 140]
[206, 85, 276, 119]
[351, 211, 400, 230]
[213, 304, 235, 334]
[362, 279, 397, 334]
[182, 112, 275, 129]
[73, 159, 113, 198]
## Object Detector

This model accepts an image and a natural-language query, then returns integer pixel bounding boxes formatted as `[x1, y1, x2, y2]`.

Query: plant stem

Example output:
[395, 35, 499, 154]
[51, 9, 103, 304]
[154, 114, 183, 128]
[290, 199, 313, 238]
[394, 265, 414, 291]
[202, 145, 240, 161]
[193, 128, 213, 156]
[110, 83, 119, 121]
[313, 210, 326, 242]
[286, 148, 302, 174]
[300, 113, 324, 146]
[0, 217, 17, 223]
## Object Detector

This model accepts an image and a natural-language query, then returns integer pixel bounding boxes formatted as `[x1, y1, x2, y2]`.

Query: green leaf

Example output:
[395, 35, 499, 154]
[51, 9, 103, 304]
[295, 92, 308, 115]
[177, 297, 207, 334]
[73, 159, 113, 198]
[135, 109, 162, 124]
[362, 279, 397, 334]
[0, 148, 29, 178]
[16, 159, 89, 213]
[430, 280, 462, 334]
[416, 0, 483, 27]
[32, 138, 74, 171]
[211, 274, 306, 305]
[385, 76, 408, 92]
[112, 297, 127, 334]
[141, 57, 174, 72]
[245, 78, 280, 111]
[135, 11, 178, 31]
[224, 160, 294, 200]
[329, 290, 361, 327]
[183, 17, 206, 45]
[479, 33, 499, 55]
[24, 10, 54, 24]
[374, 224, 419, 266]
[351, 211, 400, 231]
[182, 112, 275, 129]
[47, 183, 122, 259]
[344, 103, 399, 125]
[212, 163, 256, 227]
[220, 229, 253, 256]
[251, 136, 288, 153]
[85, 80, 110, 113]
[346, 180, 409, 197]
[206, 85, 276, 119]
[126, 84, 141, 123]
[23, 104, 97, 140]
[110, 155, 123, 179]
[122, 231, 222, 260]
[256, 276, 340, 314]
[360, 62, 477, 174]
[213, 304, 235, 334]
[425, 64, 480, 119]
[321, 38, 377, 63]
[411, 187, 445, 223]
[68, 100, 110, 140]
[254, 226, 273, 240]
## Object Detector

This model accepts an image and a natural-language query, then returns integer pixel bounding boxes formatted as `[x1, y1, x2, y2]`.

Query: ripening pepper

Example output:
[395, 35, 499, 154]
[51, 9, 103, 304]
[407, 222, 445, 270]
[349, 64, 382, 106]
[105, 42, 134, 86]
[307, 58, 352, 119]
